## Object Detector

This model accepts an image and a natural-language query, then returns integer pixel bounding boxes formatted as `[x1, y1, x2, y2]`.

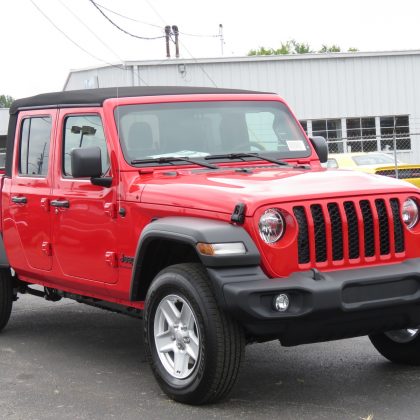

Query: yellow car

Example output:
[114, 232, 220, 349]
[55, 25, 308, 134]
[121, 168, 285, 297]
[326, 152, 420, 187]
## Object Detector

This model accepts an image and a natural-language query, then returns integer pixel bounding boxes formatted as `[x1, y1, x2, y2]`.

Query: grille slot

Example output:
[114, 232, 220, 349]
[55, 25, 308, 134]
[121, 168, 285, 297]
[310, 205, 327, 262]
[390, 199, 405, 253]
[293, 197, 405, 266]
[360, 200, 375, 257]
[293, 207, 310, 264]
[327, 203, 343, 260]
[375, 199, 390, 255]
[344, 201, 360, 259]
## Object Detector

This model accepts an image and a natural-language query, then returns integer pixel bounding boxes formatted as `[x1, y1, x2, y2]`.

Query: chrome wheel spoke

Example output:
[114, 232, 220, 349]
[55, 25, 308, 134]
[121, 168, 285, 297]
[180, 303, 194, 329]
[186, 339, 199, 361]
[160, 299, 181, 326]
[155, 330, 175, 353]
[173, 350, 190, 377]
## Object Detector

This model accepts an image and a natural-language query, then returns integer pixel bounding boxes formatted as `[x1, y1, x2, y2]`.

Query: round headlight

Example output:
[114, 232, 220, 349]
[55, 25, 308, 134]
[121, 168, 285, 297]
[402, 198, 419, 229]
[258, 208, 285, 243]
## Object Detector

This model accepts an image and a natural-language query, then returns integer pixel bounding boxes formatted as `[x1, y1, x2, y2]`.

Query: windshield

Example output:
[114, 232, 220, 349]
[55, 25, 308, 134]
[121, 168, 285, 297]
[352, 153, 399, 166]
[114, 101, 310, 165]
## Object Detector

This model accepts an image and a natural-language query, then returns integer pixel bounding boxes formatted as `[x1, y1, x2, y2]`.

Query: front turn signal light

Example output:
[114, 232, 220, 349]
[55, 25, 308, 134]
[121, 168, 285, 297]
[197, 242, 246, 256]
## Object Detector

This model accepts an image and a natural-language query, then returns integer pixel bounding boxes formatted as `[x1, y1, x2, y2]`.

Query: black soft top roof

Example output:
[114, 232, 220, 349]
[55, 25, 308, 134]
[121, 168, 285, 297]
[10, 86, 271, 115]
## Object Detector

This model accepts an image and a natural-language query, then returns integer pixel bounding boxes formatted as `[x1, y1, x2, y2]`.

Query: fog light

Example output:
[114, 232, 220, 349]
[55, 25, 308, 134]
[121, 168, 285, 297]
[273, 294, 290, 312]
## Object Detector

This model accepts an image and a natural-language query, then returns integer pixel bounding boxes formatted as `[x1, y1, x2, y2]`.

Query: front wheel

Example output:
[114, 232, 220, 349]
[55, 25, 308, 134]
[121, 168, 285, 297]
[144, 263, 245, 405]
[0, 269, 13, 332]
[369, 328, 420, 365]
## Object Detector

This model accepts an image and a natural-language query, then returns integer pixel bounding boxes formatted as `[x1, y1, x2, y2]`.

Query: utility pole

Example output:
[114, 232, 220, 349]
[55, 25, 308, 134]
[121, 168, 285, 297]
[219, 24, 224, 56]
[172, 25, 180, 58]
[165, 26, 171, 57]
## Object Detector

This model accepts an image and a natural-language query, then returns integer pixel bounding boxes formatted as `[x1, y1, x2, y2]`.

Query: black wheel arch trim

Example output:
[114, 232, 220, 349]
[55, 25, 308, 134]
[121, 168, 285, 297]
[0, 236, 9, 268]
[129, 217, 260, 301]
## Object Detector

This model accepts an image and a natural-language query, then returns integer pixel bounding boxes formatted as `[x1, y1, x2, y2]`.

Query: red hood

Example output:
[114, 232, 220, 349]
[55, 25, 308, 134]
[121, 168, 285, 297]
[134, 166, 418, 216]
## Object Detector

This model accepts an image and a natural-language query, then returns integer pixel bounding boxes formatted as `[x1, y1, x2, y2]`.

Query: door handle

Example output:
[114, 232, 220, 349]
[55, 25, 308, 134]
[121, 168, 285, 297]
[51, 199, 70, 208]
[11, 196, 27, 204]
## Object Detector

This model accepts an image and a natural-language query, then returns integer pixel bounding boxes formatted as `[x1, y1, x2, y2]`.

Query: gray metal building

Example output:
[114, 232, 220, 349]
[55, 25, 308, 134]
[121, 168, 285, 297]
[62, 50, 420, 163]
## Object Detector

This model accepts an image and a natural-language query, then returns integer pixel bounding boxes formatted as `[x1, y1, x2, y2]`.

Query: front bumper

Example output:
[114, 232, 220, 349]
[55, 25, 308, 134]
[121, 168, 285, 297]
[207, 258, 420, 346]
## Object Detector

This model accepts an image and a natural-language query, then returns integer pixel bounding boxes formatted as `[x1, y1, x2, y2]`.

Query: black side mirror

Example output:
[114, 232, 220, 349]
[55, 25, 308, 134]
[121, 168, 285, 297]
[71, 146, 103, 178]
[309, 136, 328, 163]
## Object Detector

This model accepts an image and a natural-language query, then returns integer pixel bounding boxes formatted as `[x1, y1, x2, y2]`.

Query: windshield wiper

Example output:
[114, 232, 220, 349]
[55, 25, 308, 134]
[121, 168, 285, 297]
[131, 156, 219, 170]
[204, 152, 290, 166]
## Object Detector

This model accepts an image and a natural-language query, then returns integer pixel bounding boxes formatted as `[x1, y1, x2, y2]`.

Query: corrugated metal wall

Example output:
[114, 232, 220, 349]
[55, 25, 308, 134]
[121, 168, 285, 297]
[65, 52, 420, 120]
[64, 52, 420, 162]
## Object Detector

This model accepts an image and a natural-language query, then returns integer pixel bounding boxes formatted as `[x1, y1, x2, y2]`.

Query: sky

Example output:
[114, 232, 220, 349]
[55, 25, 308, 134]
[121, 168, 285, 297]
[1, 0, 420, 99]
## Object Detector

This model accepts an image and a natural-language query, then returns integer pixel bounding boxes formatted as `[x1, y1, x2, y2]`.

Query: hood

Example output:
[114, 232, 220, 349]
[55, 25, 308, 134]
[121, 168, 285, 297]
[137, 166, 417, 216]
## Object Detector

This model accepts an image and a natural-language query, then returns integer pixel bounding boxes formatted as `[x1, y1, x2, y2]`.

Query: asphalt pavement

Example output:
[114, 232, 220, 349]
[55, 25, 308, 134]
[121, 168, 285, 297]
[1, 294, 420, 420]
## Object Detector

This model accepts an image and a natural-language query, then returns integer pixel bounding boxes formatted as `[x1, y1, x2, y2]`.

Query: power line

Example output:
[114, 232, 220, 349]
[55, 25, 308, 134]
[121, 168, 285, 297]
[88, 0, 165, 40]
[94, 1, 220, 38]
[29, 0, 149, 86]
[58, 0, 122, 62]
[93, 1, 162, 29]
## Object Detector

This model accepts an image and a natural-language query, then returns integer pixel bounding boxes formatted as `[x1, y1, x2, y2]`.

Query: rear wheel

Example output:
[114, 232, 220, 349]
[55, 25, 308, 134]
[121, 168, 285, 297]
[369, 327, 420, 365]
[0, 269, 13, 332]
[144, 263, 245, 405]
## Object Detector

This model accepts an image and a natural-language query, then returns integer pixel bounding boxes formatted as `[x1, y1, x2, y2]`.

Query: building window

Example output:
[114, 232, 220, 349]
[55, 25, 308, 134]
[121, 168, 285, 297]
[299, 120, 308, 134]
[345, 117, 376, 152]
[312, 119, 343, 153]
[19, 116, 51, 176]
[380, 115, 410, 151]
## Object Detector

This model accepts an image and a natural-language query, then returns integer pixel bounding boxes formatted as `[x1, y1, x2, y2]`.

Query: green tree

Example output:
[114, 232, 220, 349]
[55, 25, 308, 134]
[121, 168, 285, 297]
[248, 40, 313, 56]
[0, 95, 14, 108]
[348, 47, 359, 52]
[319, 44, 341, 53]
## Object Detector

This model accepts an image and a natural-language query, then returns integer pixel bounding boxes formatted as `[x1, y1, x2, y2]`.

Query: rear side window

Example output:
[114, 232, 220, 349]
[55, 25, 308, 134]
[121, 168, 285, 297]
[19, 117, 52, 176]
[63, 115, 109, 177]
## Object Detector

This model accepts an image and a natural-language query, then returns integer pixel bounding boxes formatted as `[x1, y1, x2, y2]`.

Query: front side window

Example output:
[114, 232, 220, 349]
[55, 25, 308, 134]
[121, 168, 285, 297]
[63, 115, 109, 177]
[19, 116, 51, 176]
[114, 101, 310, 164]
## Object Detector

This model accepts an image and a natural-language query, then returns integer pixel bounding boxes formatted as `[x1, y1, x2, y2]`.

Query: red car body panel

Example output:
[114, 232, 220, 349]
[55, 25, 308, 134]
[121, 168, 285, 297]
[2, 92, 420, 309]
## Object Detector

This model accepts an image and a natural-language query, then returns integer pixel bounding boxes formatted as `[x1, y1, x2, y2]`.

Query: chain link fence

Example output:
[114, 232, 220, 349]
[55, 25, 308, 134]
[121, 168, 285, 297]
[324, 131, 420, 183]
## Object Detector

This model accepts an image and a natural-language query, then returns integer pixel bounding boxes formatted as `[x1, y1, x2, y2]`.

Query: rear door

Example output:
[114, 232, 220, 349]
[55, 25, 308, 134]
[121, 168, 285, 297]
[9, 110, 56, 271]
[51, 109, 118, 285]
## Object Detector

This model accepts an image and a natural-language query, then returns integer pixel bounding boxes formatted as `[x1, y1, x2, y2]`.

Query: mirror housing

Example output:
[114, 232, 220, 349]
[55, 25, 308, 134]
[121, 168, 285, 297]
[71, 146, 103, 178]
[309, 136, 328, 163]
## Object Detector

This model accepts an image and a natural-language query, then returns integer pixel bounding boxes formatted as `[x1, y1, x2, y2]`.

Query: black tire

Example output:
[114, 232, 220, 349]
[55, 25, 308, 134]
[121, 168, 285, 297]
[0, 269, 13, 332]
[144, 263, 245, 405]
[369, 329, 420, 365]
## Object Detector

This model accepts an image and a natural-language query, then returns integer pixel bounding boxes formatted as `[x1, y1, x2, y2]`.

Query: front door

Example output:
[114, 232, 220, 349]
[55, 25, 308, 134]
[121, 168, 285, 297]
[9, 110, 56, 272]
[51, 110, 118, 285]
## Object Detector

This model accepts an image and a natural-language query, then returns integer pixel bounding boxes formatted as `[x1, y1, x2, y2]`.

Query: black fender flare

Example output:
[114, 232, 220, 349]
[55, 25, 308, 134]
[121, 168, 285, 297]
[129, 217, 260, 301]
[0, 235, 9, 268]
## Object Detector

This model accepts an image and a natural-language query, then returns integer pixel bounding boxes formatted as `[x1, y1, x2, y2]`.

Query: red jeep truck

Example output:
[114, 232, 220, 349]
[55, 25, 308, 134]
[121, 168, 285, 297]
[1, 86, 420, 404]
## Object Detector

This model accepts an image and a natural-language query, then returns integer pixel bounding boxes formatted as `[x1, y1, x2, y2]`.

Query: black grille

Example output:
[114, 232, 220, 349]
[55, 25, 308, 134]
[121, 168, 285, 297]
[293, 207, 310, 264]
[311, 205, 327, 262]
[327, 203, 343, 260]
[375, 199, 390, 255]
[344, 201, 360, 259]
[293, 197, 405, 265]
[376, 168, 420, 179]
[360, 200, 375, 257]
[390, 199, 405, 253]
